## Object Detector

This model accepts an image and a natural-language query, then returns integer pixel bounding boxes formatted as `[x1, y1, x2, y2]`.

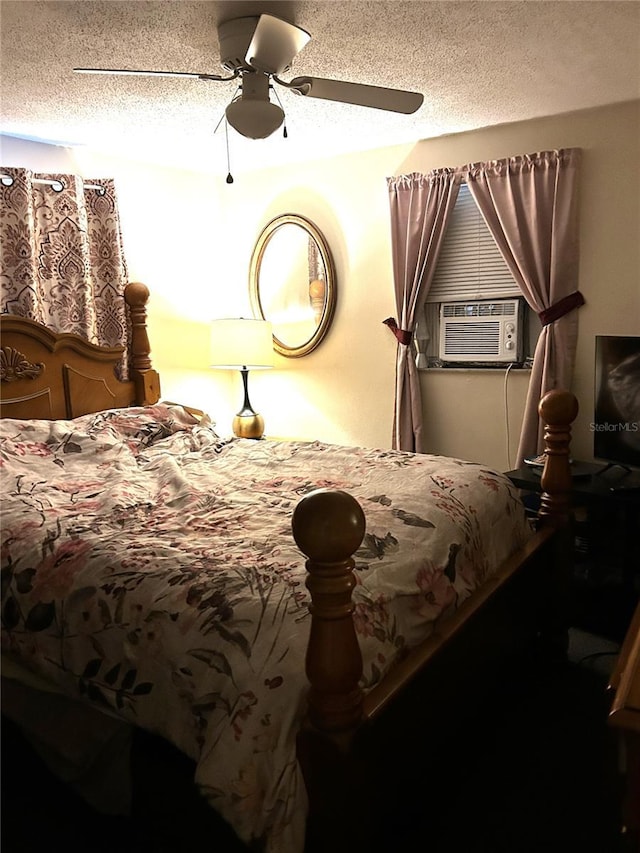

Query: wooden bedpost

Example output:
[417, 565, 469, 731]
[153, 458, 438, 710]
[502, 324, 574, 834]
[292, 488, 368, 852]
[537, 388, 579, 661]
[124, 282, 161, 406]
[538, 389, 579, 528]
[292, 488, 366, 735]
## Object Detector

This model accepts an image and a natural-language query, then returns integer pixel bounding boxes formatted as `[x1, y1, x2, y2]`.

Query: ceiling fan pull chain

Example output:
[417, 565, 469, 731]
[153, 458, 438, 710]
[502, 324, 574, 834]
[224, 117, 234, 184]
[271, 84, 288, 138]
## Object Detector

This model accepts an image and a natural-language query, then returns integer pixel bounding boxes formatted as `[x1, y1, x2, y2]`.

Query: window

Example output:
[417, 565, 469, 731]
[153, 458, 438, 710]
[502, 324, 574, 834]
[427, 183, 519, 303]
[416, 183, 538, 368]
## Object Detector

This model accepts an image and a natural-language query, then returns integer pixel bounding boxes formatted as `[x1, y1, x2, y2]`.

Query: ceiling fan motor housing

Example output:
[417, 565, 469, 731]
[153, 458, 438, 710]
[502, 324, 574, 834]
[218, 17, 260, 73]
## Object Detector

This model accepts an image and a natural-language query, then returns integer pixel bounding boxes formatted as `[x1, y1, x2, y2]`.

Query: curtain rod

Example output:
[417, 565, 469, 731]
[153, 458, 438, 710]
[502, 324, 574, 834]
[0, 174, 106, 195]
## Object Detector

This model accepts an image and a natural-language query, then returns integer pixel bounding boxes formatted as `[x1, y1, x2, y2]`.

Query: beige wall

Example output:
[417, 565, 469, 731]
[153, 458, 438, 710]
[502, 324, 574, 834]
[2, 99, 639, 469]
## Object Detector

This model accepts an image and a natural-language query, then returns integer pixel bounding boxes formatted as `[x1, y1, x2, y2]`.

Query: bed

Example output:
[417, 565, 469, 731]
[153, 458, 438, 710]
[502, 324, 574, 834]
[0, 282, 578, 853]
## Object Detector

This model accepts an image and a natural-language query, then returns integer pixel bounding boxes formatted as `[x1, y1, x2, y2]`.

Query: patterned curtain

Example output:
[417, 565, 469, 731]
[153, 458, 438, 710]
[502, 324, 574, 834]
[0, 167, 130, 378]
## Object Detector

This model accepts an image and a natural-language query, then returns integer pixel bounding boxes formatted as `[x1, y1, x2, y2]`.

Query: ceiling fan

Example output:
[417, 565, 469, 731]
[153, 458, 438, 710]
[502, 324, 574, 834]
[74, 13, 424, 141]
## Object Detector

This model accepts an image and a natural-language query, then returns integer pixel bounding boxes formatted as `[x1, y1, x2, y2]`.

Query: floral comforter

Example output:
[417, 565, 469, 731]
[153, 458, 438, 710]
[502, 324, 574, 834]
[0, 405, 533, 852]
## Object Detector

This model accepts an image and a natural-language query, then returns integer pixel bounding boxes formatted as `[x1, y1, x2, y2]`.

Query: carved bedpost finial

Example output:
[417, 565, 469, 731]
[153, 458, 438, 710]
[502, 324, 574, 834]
[538, 389, 579, 528]
[124, 282, 152, 372]
[124, 282, 160, 406]
[292, 489, 366, 735]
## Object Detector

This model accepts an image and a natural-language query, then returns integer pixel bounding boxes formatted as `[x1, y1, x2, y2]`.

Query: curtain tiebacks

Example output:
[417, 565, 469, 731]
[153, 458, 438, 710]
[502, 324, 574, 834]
[383, 318, 413, 345]
[538, 291, 585, 326]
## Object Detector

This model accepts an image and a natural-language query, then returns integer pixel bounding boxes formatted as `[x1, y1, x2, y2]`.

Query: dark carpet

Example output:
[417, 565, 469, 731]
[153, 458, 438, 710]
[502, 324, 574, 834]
[1, 633, 629, 853]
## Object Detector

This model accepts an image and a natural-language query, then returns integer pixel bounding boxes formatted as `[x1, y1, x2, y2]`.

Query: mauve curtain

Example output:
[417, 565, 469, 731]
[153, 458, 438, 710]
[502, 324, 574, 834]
[386, 170, 460, 452]
[465, 149, 583, 464]
[0, 166, 131, 377]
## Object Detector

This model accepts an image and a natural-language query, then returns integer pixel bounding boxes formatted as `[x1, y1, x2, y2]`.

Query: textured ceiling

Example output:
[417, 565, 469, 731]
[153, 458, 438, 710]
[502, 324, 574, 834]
[1, 0, 639, 176]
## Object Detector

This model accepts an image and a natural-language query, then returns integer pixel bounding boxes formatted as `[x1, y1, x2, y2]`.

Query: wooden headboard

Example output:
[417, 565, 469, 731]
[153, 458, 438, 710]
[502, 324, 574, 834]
[0, 282, 160, 420]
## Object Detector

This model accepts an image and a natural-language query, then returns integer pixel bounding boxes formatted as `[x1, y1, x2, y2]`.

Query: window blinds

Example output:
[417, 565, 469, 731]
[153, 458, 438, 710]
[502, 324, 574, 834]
[425, 183, 520, 303]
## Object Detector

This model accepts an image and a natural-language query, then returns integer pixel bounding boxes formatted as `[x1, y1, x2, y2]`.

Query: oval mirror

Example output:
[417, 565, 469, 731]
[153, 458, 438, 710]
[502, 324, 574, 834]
[249, 214, 336, 358]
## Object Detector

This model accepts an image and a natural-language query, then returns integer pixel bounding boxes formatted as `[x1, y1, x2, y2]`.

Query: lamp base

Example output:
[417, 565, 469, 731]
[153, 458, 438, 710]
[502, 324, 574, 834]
[233, 412, 265, 439]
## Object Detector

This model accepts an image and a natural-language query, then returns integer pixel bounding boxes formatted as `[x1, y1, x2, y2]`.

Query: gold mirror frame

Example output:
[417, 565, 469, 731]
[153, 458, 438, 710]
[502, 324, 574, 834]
[249, 214, 337, 358]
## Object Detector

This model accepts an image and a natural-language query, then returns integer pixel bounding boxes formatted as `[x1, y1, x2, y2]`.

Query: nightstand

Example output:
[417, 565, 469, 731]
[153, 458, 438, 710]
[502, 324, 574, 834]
[505, 462, 640, 641]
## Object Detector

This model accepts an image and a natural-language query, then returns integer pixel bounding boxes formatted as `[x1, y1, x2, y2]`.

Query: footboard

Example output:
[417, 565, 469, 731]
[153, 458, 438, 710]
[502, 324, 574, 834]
[292, 389, 578, 849]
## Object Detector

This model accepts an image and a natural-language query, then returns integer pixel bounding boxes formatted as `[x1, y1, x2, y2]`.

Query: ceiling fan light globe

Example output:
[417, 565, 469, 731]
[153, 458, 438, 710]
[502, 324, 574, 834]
[225, 99, 284, 139]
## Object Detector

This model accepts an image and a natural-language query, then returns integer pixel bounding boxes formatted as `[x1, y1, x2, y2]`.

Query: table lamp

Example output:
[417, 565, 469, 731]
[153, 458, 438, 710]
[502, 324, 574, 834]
[210, 318, 274, 439]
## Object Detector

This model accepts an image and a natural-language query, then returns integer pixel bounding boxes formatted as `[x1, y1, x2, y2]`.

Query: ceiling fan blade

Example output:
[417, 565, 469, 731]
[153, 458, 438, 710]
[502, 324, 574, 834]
[286, 76, 424, 114]
[245, 14, 311, 76]
[73, 68, 234, 81]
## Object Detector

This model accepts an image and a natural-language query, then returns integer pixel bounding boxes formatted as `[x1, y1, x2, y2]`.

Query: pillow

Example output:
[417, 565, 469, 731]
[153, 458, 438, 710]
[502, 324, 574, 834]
[0, 403, 220, 465]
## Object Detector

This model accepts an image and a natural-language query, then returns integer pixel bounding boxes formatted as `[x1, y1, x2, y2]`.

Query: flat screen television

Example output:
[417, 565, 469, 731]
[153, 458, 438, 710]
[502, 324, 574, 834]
[594, 335, 640, 470]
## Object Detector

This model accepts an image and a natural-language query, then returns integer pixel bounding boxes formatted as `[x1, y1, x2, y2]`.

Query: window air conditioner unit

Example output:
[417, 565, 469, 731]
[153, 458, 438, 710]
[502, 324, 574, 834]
[439, 299, 524, 364]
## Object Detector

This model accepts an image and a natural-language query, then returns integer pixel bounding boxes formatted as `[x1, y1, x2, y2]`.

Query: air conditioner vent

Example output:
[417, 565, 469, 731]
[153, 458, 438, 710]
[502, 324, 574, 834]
[441, 301, 516, 318]
[443, 321, 501, 355]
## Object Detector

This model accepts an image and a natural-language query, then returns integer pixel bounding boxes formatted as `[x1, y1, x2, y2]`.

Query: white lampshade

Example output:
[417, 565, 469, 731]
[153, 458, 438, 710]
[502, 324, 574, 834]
[210, 318, 274, 369]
